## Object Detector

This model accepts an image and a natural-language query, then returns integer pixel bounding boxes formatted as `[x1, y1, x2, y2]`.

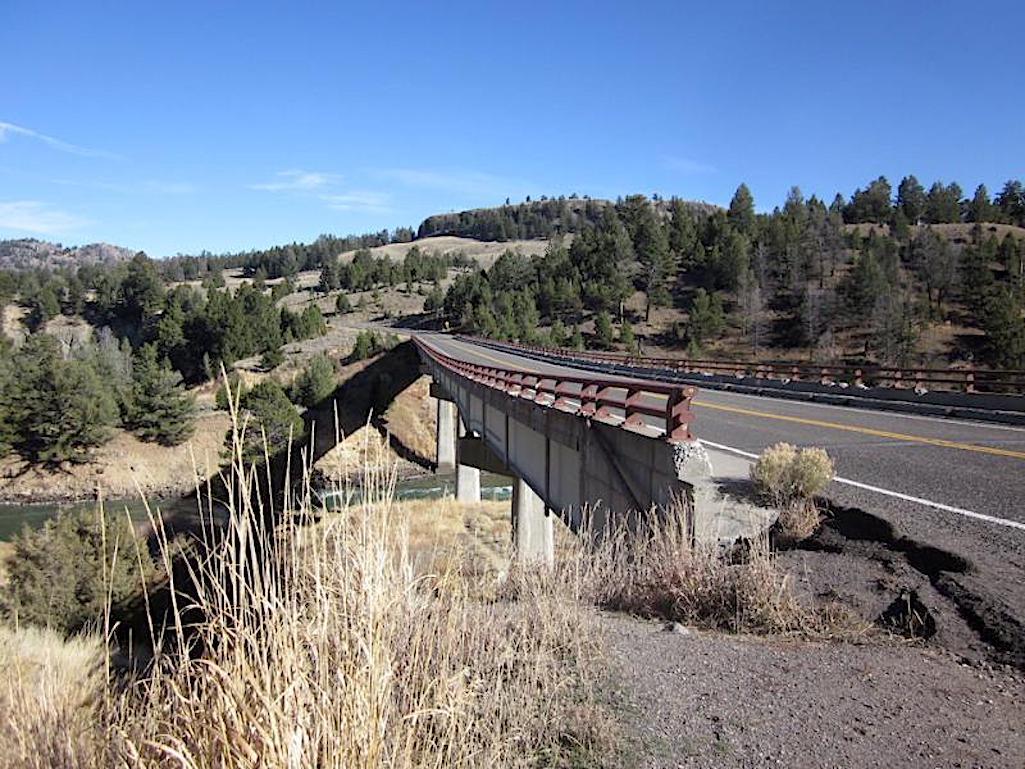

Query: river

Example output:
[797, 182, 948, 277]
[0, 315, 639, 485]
[0, 472, 514, 542]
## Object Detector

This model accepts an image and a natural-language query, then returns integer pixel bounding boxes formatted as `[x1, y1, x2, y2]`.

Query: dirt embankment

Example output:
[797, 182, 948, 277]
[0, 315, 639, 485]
[0, 412, 231, 504]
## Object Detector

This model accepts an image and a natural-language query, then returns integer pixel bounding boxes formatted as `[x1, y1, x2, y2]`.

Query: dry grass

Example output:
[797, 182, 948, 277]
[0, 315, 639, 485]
[555, 516, 812, 635]
[0, 401, 856, 767]
[0, 625, 105, 768]
[0, 541, 12, 586]
[0, 412, 616, 768]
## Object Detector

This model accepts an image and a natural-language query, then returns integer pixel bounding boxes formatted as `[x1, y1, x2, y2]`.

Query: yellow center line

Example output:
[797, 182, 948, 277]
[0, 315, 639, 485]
[692, 400, 1025, 460]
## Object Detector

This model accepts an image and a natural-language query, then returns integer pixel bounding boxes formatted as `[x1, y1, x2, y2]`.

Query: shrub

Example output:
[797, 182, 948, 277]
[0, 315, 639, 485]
[334, 293, 352, 314]
[2, 506, 158, 634]
[350, 329, 397, 362]
[260, 345, 285, 370]
[214, 370, 244, 411]
[750, 443, 835, 540]
[290, 353, 336, 408]
[229, 379, 304, 463]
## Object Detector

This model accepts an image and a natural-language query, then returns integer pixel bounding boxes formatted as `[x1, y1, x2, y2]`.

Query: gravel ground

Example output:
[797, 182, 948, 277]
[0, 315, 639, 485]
[603, 613, 1025, 769]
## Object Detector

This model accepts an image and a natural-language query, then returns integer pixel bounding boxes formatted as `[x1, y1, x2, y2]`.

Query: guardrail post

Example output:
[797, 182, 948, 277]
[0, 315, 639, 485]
[666, 387, 695, 442]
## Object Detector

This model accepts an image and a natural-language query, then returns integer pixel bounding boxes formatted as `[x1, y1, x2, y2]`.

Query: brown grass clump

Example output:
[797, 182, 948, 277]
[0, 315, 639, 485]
[573, 516, 809, 635]
[750, 443, 835, 541]
[0, 626, 106, 768]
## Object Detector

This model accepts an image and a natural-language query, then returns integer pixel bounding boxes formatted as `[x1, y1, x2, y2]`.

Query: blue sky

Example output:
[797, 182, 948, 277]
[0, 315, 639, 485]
[1, 1, 1022, 257]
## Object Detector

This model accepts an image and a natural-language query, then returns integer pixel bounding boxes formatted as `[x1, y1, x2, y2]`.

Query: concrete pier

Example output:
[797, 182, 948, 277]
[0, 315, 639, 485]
[455, 417, 481, 503]
[511, 477, 554, 565]
[436, 398, 457, 472]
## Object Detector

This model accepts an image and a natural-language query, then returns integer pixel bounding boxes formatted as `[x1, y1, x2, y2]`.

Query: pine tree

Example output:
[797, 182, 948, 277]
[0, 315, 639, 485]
[593, 310, 615, 350]
[548, 318, 568, 347]
[995, 180, 1025, 226]
[619, 318, 637, 352]
[0, 348, 14, 457]
[727, 184, 756, 234]
[684, 289, 725, 347]
[897, 176, 927, 224]
[925, 182, 963, 224]
[981, 289, 1025, 368]
[633, 206, 673, 320]
[967, 184, 995, 223]
[129, 345, 197, 446]
[8, 334, 118, 464]
[569, 324, 584, 350]
[233, 380, 305, 464]
[319, 260, 341, 293]
[668, 198, 700, 270]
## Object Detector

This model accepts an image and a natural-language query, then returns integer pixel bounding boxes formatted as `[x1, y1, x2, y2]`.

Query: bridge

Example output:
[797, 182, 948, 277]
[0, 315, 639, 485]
[414, 333, 1025, 575]
[415, 333, 764, 563]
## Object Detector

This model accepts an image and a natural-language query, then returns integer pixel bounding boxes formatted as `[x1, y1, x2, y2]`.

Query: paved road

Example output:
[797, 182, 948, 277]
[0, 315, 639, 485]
[421, 333, 1025, 567]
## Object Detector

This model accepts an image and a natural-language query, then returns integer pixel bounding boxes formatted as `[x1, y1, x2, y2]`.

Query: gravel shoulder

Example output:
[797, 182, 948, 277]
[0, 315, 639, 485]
[603, 613, 1025, 769]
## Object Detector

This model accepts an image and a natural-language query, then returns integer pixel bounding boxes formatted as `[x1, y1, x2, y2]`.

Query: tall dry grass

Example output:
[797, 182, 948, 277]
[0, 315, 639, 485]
[0, 408, 615, 769]
[0, 395, 850, 768]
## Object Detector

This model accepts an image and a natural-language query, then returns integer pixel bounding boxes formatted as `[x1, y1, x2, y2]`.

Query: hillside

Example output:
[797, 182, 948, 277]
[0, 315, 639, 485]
[417, 196, 720, 240]
[0, 238, 138, 272]
[338, 235, 550, 268]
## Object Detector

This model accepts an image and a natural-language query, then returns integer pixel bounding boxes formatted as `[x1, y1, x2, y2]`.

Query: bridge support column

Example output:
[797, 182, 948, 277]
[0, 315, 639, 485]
[456, 417, 481, 503]
[512, 477, 554, 565]
[436, 398, 457, 472]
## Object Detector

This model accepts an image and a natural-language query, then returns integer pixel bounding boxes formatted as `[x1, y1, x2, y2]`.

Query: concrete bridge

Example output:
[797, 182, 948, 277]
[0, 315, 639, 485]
[414, 333, 749, 563]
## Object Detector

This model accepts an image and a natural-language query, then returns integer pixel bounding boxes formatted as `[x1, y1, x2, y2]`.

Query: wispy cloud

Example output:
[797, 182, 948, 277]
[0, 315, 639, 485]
[51, 177, 196, 195]
[251, 169, 390, 214]
[0, 200, 92, 234]
[250, 169, 341, 192]
[374, 167, 533, 198]
[0, 121, 119, 159]
[321, 191, 390, 213]
[663, 155, 717, 175]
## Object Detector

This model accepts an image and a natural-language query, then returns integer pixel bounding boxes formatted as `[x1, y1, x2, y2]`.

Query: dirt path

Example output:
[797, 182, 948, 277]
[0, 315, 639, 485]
[603, 613, 1025, 768]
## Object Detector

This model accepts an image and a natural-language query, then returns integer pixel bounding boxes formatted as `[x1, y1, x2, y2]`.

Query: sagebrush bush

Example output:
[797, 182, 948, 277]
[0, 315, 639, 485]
[750, 443, 835, 540]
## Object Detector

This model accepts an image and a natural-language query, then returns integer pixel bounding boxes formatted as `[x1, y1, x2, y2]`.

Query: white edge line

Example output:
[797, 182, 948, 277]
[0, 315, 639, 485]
[699, 439, 1025, 533]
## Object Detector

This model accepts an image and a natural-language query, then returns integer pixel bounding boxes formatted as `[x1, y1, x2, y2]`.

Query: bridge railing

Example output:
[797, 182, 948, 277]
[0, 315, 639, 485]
[458, 336, 1025, 395]
[415, 337, 696, 442]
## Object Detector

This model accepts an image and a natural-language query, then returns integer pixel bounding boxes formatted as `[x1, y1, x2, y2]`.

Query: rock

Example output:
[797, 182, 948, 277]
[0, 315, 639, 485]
[664, 621, 690, 635]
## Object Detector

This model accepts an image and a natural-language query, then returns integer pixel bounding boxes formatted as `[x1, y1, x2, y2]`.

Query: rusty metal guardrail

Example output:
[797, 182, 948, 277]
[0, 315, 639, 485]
[458, 336, 1025, 395]
[415, 337, 696, 442]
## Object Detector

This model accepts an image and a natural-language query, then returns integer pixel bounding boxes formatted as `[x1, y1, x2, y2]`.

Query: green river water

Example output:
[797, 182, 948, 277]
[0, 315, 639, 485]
[0, 472, 514, 542]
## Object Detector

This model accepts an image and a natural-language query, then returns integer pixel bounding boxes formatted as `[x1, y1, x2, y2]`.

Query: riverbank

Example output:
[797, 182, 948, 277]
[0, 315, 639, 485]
[0, 412, 231, 505]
